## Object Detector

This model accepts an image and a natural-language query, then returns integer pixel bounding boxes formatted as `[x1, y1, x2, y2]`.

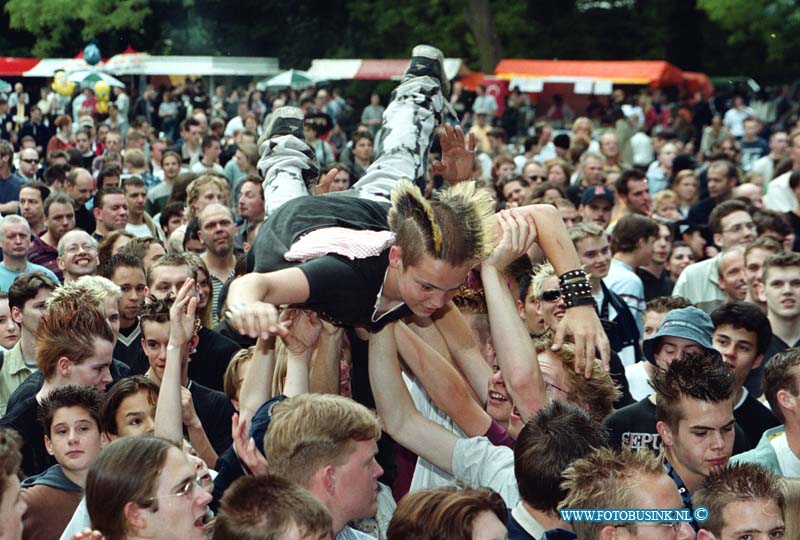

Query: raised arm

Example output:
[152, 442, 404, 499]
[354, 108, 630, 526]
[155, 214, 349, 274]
[280, 309, 322, 397]
[394, 321, 491, 437]
[369, 322, 457, 474]
[431, 303, 493, 405]
[238, 336, 276, 427]
[154, 279, 216, 466]
[481, 211, 548, 423]
[512, 204, 610, 371]
[225, 267, 310, 339]
[309, 322, 345, 395]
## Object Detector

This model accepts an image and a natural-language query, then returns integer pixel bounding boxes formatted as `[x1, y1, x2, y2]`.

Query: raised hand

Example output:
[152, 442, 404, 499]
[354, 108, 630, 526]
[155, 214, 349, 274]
[315, 167, 339, 195]
[226, 301, 290, 340]
[169, 279, 198, 347]
[281, 309, 322, 355]
[432, 124, 477, 184]
[71, 529, 104, 540]
[484, 209, 538, 272]
[553, 304, 611, 378]
[231, 412, 269, 477]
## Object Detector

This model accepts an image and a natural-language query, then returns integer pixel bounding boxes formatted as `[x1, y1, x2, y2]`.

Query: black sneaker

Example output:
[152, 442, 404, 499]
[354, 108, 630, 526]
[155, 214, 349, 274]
[265, 106, 305, 140]
[403, 44, 450, 96]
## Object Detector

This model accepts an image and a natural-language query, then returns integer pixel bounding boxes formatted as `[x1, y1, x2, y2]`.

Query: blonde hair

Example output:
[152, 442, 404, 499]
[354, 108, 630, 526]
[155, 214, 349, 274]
[560, 447, 664, 540]
[223, 347, 254, 403]
[672, 169, 699, 204]
[185, 174, 228, 220]
[530, 262, 556, 300]
[264, 394, 381, 487]
[653, 189, 679, 212]
[387, 180, 496, 267]
[568, 222, 604, 246]
[49, 276, 121, 310]
[780, 478, 800, 540]
[532, 336, 620, 423]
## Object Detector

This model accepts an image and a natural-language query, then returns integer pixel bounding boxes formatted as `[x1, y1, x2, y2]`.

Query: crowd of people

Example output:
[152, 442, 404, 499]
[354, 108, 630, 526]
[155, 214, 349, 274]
[0, 43, 796, 540]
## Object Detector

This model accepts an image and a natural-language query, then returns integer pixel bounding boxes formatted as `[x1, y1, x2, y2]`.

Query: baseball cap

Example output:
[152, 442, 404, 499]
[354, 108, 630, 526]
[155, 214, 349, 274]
[78, 115, 95, 129]
[581, 184, 615, 206]
[642, 306, 715, 364]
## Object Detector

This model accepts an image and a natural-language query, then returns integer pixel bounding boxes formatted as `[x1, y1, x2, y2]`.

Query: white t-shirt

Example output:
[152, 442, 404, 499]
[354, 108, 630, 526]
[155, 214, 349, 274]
[452, 436, 519, 508]
[625, 362, 651, 401]
[771, 432, 800, 477]
[403, 373, 466, 492]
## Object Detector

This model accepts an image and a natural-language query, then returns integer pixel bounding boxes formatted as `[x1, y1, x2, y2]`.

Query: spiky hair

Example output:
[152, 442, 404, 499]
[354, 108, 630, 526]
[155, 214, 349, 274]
[388, 180, 496, 267]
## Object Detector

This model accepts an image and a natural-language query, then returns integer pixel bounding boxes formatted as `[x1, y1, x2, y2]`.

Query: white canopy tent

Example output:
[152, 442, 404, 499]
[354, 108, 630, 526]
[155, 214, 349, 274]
[22, 56, 280, 77]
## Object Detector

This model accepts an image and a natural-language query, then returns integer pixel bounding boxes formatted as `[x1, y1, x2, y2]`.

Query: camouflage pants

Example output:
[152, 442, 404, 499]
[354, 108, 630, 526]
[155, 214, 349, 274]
[258, 76, 448, 217]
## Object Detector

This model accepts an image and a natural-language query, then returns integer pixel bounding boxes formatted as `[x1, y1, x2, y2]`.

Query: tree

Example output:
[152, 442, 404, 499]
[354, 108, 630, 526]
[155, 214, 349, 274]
[698, 0, 800, 62]
[5, 0, 152, 57]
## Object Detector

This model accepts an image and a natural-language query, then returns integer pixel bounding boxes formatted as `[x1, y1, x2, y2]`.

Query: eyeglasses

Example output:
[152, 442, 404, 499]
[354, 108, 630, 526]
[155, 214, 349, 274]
[527, 175, 547, 182]
[617, 523, 683, 533]
[144, 476, 204, 506]
[541, 289, 562, 302]
[722, 221, 756, 234]
[64, 243, 98, 254]
[20, 159, 38, 164]
[545, 381, 571, 396]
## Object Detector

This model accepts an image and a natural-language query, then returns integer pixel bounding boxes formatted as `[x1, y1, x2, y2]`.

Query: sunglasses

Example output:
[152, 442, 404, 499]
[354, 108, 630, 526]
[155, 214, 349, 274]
[541, 289, 562, 302]
[20, 159, 38, 164]
[527, 175, 547, 182]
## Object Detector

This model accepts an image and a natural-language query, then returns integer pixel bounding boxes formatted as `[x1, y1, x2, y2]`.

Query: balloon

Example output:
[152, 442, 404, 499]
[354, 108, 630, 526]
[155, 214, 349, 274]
[84, 44, 102, 66]
[94, 80, 110, 114]
[51, 70, 75, 97]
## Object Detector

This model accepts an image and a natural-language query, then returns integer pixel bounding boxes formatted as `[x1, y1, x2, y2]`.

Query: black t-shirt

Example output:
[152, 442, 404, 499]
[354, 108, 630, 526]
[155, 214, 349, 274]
[636, 267, 675, 301]
[189, 381, 234, 455]
[251, 194, 412, 331]
[605, 396, 750, 454]
[188, 327, 242, 393]
[0, 396, 53, 477]
[74, 205, 95, 235]
[744, 333, 800, 397]
[734, 392, 780, 452]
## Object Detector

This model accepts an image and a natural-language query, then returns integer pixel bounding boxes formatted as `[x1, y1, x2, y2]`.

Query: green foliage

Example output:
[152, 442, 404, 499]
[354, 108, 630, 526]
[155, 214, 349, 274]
[5, 0, 151, 57]
[697, 0, 800, 61]
[2, 0, 799, 82]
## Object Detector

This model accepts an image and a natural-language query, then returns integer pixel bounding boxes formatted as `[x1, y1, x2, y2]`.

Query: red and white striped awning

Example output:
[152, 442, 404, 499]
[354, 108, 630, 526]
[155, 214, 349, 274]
[307, 58, 466, 81]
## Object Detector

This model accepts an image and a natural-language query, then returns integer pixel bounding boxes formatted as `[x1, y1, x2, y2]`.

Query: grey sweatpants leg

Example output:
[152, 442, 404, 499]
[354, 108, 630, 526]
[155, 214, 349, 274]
[257, 75, 447, 217]
[257, 135, 319, 217]
[352, 76, 448, 204]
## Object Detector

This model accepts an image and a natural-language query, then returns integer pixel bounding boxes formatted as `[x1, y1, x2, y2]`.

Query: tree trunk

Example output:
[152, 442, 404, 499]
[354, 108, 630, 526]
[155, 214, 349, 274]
[463, 0, 503, 73]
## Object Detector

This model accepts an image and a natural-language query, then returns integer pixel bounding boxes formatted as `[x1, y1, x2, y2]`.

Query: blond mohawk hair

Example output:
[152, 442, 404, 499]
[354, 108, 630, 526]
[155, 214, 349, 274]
[388, 180, 496, 267]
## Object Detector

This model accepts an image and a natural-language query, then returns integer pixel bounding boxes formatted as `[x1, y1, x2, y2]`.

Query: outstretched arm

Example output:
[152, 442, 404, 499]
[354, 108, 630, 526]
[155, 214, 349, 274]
[238, 336, 276, 427]
[225, 268, 310, 339]
[481, 210, 548, 423]
[394, 321, 492, 437]
[309, 322, 344, 395]
[154, 279, 216, 466]
[431, 303, 493, 405]
[369, 322, 457, 474]
[512, 204, 610, 372]
[281, 309, 322, 397]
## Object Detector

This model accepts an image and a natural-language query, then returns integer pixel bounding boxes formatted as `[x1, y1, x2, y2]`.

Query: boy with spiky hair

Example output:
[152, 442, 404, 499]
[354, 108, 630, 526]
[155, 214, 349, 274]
[21, 385, 104, 540]
[652, 353, 737, 529]
[227, 45, 608, 370]
[694, 463, 784, 540]
[559, 447, 694, 540]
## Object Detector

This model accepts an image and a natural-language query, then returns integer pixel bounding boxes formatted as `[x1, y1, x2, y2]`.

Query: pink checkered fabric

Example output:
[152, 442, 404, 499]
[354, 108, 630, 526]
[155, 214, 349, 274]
[284, 227, 396, 262]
